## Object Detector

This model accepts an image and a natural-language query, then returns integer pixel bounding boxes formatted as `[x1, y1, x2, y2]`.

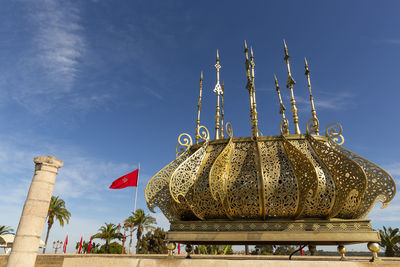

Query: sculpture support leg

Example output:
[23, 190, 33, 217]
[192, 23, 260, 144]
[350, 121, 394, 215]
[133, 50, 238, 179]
[166, 242, 176, 259]
[185, 244, 192, 259]
[367, 242, 382, 262]
[337, 245, 347, 261]
[6, 156, 63, 267]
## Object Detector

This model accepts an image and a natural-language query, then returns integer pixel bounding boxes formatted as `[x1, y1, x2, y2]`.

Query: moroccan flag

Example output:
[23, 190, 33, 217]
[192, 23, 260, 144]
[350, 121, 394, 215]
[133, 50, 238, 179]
[78, 236, 83, 254]
[109, 169, 139, 189]
[87, 236, 93, 254]
[63, 235, 68, 254]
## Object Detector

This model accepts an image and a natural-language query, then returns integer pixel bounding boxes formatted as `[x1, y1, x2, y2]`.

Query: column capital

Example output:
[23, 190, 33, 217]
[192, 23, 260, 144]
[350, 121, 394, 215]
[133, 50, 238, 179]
[34, 156, 64, 169]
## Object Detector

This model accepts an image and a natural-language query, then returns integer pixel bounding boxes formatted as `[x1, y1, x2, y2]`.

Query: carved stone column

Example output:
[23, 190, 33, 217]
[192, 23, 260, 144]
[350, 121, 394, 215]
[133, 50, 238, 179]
[7, 156, 63, 267]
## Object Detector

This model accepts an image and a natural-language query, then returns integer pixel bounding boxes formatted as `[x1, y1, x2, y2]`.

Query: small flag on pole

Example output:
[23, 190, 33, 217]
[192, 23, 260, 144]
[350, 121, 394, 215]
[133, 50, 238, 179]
[87, 236, 93, 254]
[109, 169, 139, 189]
[78, 236, 83, 254]
[63, 235, 68, 254]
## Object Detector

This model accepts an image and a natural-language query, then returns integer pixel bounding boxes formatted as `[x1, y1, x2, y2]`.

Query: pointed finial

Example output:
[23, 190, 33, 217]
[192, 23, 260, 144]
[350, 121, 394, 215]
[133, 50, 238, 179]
[274, 74, 289, 135]
[244, 41, 249, 62]
[283, 39, 300, 134]
[195, 71, 204, 144]
[304, 57, 319, 135]
[250, 46, 254, 59]
[220, 81, 225, 139]
[213, 51, 222, 140]
[304, 57, 310, 75]
[274, 74, 280, 91]
[283, 39, 289, 59]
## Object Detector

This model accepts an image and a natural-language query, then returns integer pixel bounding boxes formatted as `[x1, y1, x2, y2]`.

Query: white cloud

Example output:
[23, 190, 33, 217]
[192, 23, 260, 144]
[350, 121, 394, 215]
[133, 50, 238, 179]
[30, 0, 85, 94]
[379, 39, 400, 45]
[295, 91, 354, 111]
[384, 162, 400, 176]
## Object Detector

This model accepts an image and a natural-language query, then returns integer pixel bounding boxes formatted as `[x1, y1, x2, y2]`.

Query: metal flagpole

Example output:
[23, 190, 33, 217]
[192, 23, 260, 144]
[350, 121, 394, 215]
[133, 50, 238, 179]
[134, 162, 140, 212]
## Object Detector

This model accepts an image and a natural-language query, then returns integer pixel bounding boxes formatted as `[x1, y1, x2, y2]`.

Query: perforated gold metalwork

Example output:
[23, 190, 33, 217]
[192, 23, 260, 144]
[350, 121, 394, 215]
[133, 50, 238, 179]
[175, 133, 193, 156]
[172, 199, 198, 221]
[307, 135, 367, 218]
[332, 143, 396, 219]
[282, 137, 318, 218]
[169, 142, 208, 204]
[145, 149, 192, 221]
[258, 140, 298, 217]
[226, 141, 262, 218]
[209, 138, 234, 207]
[191, 143, 229, 219]
[290, 140, 335, 217]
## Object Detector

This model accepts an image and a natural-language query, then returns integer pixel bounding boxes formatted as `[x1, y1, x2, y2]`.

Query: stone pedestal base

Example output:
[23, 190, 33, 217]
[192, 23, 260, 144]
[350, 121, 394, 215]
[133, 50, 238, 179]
[167, 219, 381, 259]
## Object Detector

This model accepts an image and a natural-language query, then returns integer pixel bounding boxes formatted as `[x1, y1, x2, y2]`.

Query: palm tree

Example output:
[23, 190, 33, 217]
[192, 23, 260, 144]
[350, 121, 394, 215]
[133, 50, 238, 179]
[43, 196, 71, 253]
[126, 209, 156, 254]
[379, 226, 400, 257]
[0, 226, 14, 235]
[93, 223, 122, 253]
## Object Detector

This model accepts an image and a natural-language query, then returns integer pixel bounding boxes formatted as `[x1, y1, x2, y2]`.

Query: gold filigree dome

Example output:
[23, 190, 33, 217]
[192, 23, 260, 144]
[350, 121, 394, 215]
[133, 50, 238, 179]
[145, 130, 396, 222]
[145, 42, 396, 223]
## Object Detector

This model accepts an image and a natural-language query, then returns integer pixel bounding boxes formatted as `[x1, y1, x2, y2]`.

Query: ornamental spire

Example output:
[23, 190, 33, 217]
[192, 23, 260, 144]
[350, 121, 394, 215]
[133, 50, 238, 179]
[195, 71, 203, 144]
[283, 40, 301, 134]
[304, 57, 319, 135]
[274, 74, 289, 135]
[213, 50, 223, 140]
[220, 81, 225, 139]
[244, 41, 259, 138]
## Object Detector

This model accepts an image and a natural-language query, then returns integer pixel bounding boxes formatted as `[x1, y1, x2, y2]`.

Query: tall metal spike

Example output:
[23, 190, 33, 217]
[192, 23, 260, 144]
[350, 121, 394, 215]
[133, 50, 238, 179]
[213, 50, 223, 140]
[304, 57, 319, 135]
[220, 81, 225, 139]
[283, 40, 301, 134]
[250, 46, 259, 137]
[244, 41, 254, 136]
[274, 74, 290, 135]
[195, 71, 203, 144]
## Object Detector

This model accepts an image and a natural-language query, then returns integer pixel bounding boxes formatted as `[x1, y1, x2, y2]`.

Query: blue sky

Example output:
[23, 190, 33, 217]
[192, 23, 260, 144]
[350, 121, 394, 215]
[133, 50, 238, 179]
[0, 0, 400, 253]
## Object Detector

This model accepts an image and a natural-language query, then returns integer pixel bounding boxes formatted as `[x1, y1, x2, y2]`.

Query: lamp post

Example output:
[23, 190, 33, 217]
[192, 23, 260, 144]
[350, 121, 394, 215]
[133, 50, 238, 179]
[52, 240, 63, 254]
[117, 223, 129, 254]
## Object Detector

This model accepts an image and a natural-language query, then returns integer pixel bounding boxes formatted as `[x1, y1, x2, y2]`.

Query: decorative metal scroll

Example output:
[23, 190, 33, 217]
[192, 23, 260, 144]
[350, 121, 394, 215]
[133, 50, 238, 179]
[307, 135, 367, 218]
[209, 123, 234, 211]
[282, 137, 318, 218]
[325, 123, 344, 145]
[280, 118, 290, 136]
[175, 133, 193, 157]
[331, 142, 396, 219]
[169, 142, 208, 204]
[145, 149, 192, 221]
[306, 117, 320, 135]
[198, 125, 210, 141]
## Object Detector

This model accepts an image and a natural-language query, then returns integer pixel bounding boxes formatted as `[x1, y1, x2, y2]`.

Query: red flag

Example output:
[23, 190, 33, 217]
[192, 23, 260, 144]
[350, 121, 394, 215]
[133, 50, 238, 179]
[178, 243, 180, 254]
[109, 169, 139, 189]
[78, 236, 83, 254]
[87, 236, 93, 254]
[63, 235, 68, 254]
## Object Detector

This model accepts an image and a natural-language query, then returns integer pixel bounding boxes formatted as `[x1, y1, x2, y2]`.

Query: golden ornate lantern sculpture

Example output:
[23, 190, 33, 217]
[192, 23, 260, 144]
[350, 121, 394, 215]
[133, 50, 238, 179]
[145, 41, 396, 261]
